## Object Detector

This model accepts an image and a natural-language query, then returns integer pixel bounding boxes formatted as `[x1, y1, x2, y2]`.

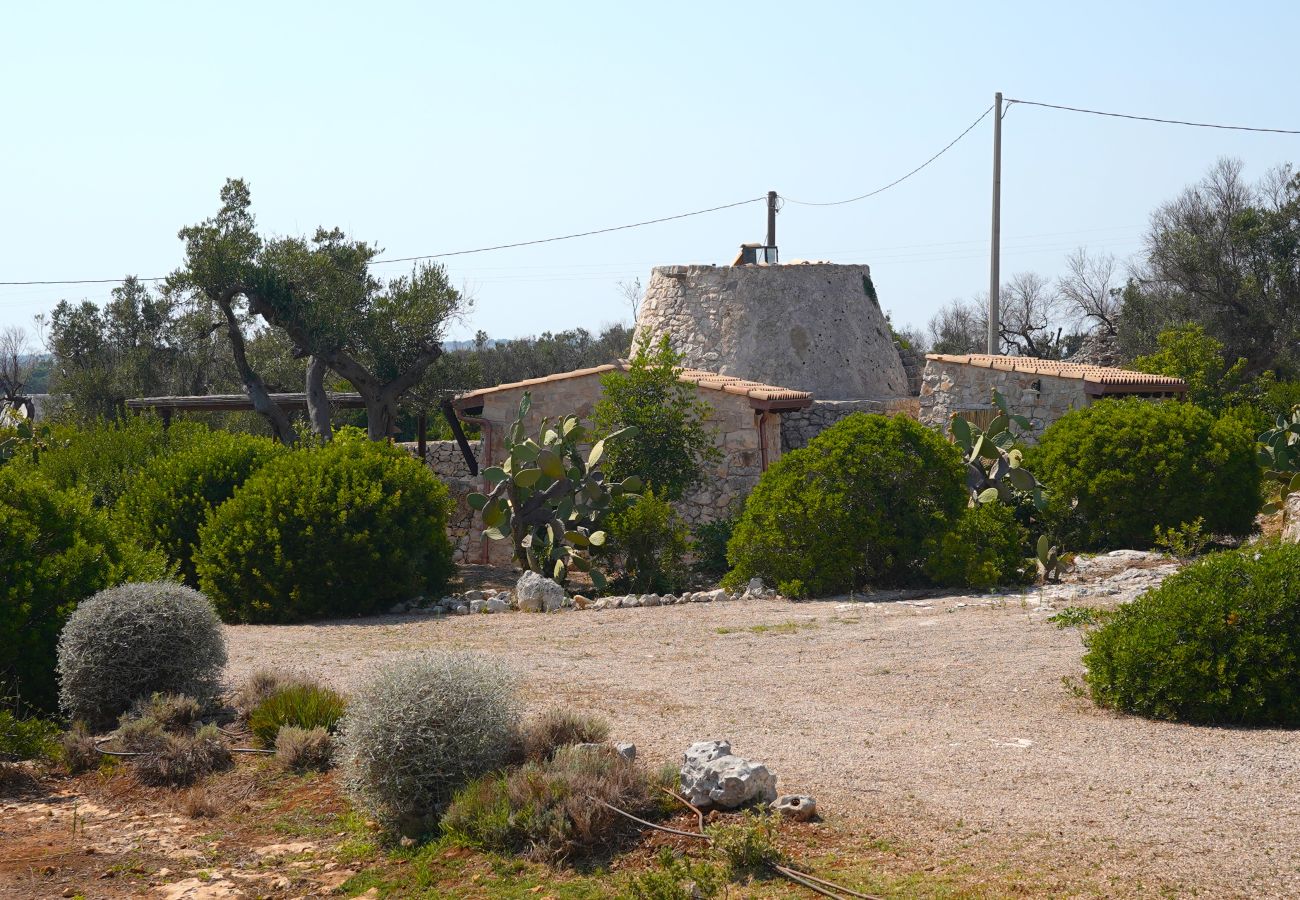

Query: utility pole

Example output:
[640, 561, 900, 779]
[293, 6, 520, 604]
[766, 190, 778, 253]
[987, 91, 1003, 355]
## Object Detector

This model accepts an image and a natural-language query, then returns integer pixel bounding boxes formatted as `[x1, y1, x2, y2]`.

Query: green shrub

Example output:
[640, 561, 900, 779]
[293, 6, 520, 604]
[1028, 399, 1260, 550]
[248, 683, 347, 748]
[692, 514, 738, 578]
[20, 416, 208, 508]
[231, 669, 316, 721]
[924, 503, 1031, 590]
[57, 582, 227, 729]
[620, 849, 726, 899]
[0, 711, 59, 762]
[116, 431, 284, 586]
[443, 745, 658, 862]
[706, 810, 782, 874]
[1083, 544, 1300, 724]
[194, 436, 455, 623]
[1, 468, 162, 713]
[1131, 323, 1249, 413]
[604, 491, 692, 594]
[593, 335, 720, 502]
[723, 413, 966, 597]
[520, 707, 611, 763]
[338, 652, 518, 835]
[275, 725, 334, 772]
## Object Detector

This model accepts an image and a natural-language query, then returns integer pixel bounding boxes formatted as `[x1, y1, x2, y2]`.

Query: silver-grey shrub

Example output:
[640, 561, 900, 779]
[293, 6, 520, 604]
[338, 652, 518, 835]
[57, 582, 227, 729]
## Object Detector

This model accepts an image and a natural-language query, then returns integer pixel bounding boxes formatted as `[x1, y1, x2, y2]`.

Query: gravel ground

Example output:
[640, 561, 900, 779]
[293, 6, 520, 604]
[224, 556, 1300, 898]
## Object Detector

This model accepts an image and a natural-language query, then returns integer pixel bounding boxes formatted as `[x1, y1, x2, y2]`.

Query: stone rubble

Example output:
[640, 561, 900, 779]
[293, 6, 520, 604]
[771, 794, 818, 821]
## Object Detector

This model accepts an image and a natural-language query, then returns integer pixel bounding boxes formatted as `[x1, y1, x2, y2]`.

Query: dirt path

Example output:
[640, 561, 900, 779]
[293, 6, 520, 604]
[224, 557, 1300, 898]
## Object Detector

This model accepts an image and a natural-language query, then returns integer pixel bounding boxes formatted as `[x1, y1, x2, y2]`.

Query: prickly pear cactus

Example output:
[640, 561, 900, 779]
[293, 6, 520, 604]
[468, 392, 639, 588]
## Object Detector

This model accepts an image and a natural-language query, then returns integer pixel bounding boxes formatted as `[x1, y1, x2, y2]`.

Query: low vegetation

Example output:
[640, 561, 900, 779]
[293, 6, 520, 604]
[56, 582, 227, 729]
[724, 412, 967, 597]
[338, 652, 519, 835]
[519, 707, 611, 763]
[248, 682, 347, 747]
[1084, 544, 1300, 725]
[195, 433, 455, 623]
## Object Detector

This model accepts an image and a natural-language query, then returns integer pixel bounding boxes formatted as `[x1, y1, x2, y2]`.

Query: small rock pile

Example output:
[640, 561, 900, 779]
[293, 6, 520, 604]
[388, 575, 779, 617]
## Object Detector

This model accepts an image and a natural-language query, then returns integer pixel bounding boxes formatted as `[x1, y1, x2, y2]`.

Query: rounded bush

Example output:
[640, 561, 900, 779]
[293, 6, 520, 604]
[723, 413, 966, 597]
[115, 431, 284, 586]
[1, 468, 160, 714]
[338, 652, 518, 835]
[924, 502, 1031, 590]
[194, 437, 455, 623]
[1084, 544, 1300, 725]
[1028, 398, 1259, 550]
[57, 582, 227, 729]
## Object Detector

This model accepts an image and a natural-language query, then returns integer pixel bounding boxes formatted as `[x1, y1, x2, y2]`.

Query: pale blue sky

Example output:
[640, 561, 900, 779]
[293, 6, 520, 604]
[2, 1, 1297, 343]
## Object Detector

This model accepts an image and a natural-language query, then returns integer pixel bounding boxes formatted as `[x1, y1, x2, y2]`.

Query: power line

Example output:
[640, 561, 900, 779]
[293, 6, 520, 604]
[1005, 98, 1300, 135]
[780, 104, 995, 206]
[0, 195, 767, 287]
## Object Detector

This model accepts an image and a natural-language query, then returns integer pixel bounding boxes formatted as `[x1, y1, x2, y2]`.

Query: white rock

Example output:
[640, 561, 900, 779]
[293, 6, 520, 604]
[771, 794, 817, 821]
[1285, 494, 1300, 544]
[469, 599, 490, 614]
[591, 598, 609, 611]
[614, 741, 637, 762]
[486, 597, 509, 613]
[623, 596, 643, 608]
[463, 590, 486, 602]
[452, 604, 469, 615]
[642, 595, 662, 607]
[513, 571, 568, 612]
[680, 740, 778, 810]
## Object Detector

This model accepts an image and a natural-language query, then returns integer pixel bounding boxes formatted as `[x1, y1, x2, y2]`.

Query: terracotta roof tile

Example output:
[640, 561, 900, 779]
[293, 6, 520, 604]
[453, 364, 813, 410]
[924, 354, 1187, 394]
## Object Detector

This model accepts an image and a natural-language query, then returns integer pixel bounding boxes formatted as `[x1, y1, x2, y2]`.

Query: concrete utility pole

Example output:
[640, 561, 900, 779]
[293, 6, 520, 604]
[987, 91, 1003, 355]
[766, 190, 778, 250]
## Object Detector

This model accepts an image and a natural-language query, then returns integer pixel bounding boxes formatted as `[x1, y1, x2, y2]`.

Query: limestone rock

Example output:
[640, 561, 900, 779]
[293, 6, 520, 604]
[486, 597, 510, 613]
[469, 599, 489, 614]
[642, 594, 662, 607]
[614, 741, 637, 762]
[680, 740, 777, 810]
[514, 571, 568, 612]
[572, 594, 592, 609]
[1284, 494, 1300, 543]
[771, 794, 817, 821]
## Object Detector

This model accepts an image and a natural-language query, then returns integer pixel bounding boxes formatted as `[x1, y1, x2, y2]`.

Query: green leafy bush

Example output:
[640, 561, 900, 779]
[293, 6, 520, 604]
[0, 711, 59, 762]
[604, 491, 692, 594]
[723, 413, 966, 597]
[195, 436, 455, 623]
[1, 468, 162, 713]
[19, 416, 207, 508]
[593, 335, 720, 502]
[57, 582, 227, 729]
[116, 431, 284, 585]
[443, 745, 661, 862]
[338, 652, 518, 835]
[248, 683, 347, 748]
[1084, 544, 1300, 724]
[1028, 398, 1260, 550]
[1132, 324, 1250, 413]
[692, 515, 738, 579]
[924, 502, 1030, 590]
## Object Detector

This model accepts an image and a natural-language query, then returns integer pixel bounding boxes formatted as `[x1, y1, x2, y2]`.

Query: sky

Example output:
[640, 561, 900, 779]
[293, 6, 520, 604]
[2, 1, 1298, 346]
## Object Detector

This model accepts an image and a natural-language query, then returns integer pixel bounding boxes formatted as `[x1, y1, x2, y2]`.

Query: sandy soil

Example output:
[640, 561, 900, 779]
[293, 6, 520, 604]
[223, 559, 1300, 899]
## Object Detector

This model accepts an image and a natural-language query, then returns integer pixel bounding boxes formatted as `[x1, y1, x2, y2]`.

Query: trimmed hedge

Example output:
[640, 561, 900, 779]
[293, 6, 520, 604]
[723, 413, 966, 597]
[194, 436, 455, 623]
[1028, 398, 1260, 550]
[116, 431, 284, 585]
[1084, 544, 1300, 725]
[1, 469, 162, 713]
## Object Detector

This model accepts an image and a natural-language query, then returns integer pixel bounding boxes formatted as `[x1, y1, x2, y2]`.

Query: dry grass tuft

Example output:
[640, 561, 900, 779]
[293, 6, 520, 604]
[275, 725, 334, 772]
[176, 786, 221, 818]
[133, 724, 232, 787]
[129, 693, 203, 733]
[60, 722, 100, 775]
[520, 707, 611, 763]
[230, 669, 316, 721]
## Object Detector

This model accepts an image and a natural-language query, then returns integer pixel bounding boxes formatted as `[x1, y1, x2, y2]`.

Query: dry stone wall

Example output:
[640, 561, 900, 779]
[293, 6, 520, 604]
[633, 264, 909, 400]
[918, 358, 1089, 443]
[401, 440, 482, 563]
[780, 398, 920, 452]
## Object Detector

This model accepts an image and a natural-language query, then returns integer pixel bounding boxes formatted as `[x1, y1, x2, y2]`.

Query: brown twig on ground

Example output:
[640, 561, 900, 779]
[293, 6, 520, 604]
[772, 862, 885, 900]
